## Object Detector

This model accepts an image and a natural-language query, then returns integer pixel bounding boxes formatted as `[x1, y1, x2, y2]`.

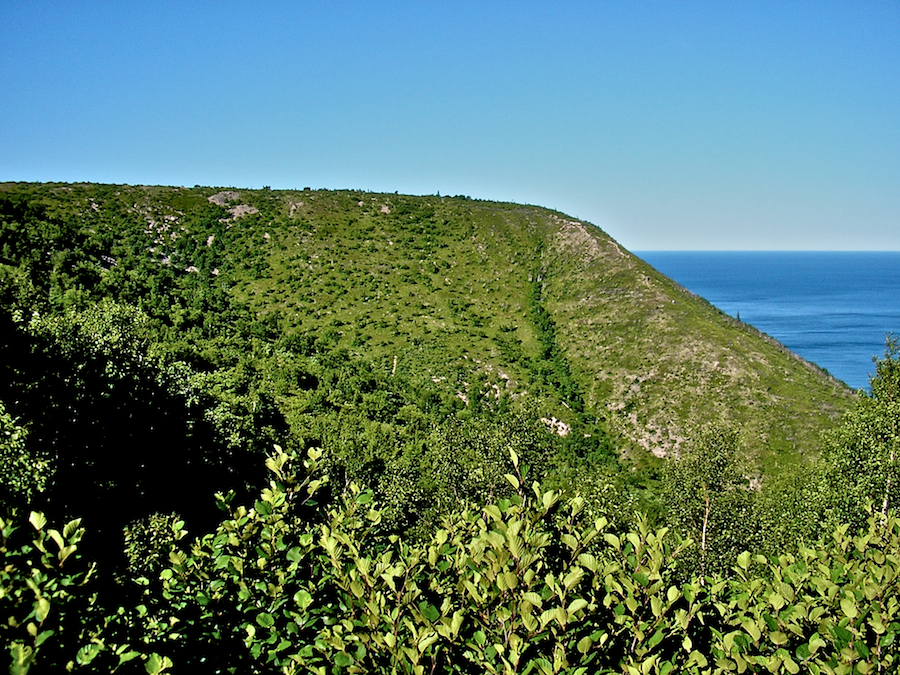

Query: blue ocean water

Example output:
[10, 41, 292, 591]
[636, 252, 900, 391]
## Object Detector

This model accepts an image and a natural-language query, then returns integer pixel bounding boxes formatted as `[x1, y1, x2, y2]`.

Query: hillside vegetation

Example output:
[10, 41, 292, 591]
[4, 182, 897, 674]
[214, 185, 853, 467]
[1, 182, 851, 454]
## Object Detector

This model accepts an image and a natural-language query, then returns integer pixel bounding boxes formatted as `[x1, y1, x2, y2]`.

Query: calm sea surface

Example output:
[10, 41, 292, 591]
[636, 252, 900, 391]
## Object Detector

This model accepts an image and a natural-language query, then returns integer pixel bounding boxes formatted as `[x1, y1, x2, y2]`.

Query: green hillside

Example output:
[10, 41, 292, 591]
[10, 182, 900, 674]
[222, 186, 852, 470]
[538, 217, 853, 469]
[0, 182, 851, 476]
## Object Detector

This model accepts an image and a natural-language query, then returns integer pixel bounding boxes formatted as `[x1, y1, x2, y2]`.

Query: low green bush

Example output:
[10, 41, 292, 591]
[6, 447, 900, 674]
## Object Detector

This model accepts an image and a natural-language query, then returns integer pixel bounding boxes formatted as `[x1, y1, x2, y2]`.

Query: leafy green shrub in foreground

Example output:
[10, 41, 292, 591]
[6, 447, 900, 673]
[0, 510, 167, 674]
[138, 448, 900, 674]
[141, 448, 709, 674]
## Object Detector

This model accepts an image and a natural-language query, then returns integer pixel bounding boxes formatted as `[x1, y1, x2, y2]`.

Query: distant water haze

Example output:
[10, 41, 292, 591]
[637, 251, 900, 391]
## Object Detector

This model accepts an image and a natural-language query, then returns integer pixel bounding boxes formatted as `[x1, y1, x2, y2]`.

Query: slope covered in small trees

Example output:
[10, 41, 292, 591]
[2, 181, 884, 672]
[0, 182, 851, 467]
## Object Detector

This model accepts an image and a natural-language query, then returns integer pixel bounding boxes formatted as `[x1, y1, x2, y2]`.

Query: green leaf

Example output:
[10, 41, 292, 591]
[542, 490, 558, 511]
[832, 624, 853, 645]
[117, 650, 142, 666]
[770, 631, 788, 645]
[29, 511, 47, 531]
[145, 653, 173, 674]
[769, 593, 785, 611]
[808, 632, 826, 653]
[34, 630, 54, 648]
[782, 656, 800, 674]
[256, 612, 275, 628]
[567, 598, 589, 617]
[9, 643, 35, 673]
[418, 631, 439, 653]
[265, 454, 285, 477]
[561, 533, 579, 550]
[76, 643, 101, 665]
[689, 650, 708, 668]
[62, 518, 82, 540]
[554, 606, 567, 627]
[743, 620, 761, 642]
[333, 652, 352, 667]
[451, 611, 464, 637]
[647, 628, 665, 649]
[840, 596, 858, 619]
[855, 640, 871, 659]
[294, 590, 313, 609]
[418, 601, 440, 623]
[58, 545, 77, 566]
[48, 529, 64, 550]
[578, 553, 600, 573]
[35, 597, 51, 622]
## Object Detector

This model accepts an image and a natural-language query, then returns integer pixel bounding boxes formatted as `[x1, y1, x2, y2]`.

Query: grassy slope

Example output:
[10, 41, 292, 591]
[1, 182, 855, 475]
[219, 191, 571, 414]
[540, 217, 853, 471]
[213, 186, 852, 473]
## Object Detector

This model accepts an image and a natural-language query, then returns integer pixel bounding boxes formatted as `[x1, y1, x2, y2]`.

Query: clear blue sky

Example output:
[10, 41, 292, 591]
[2, 1, 898, 250]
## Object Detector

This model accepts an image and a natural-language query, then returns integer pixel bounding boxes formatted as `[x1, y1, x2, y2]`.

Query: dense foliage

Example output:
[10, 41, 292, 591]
[0, 182, 892, 672]
[5, 439, 900, 673]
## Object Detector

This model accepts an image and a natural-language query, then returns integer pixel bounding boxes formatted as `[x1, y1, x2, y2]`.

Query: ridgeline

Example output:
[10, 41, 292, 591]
[0, 182, 851, 483]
